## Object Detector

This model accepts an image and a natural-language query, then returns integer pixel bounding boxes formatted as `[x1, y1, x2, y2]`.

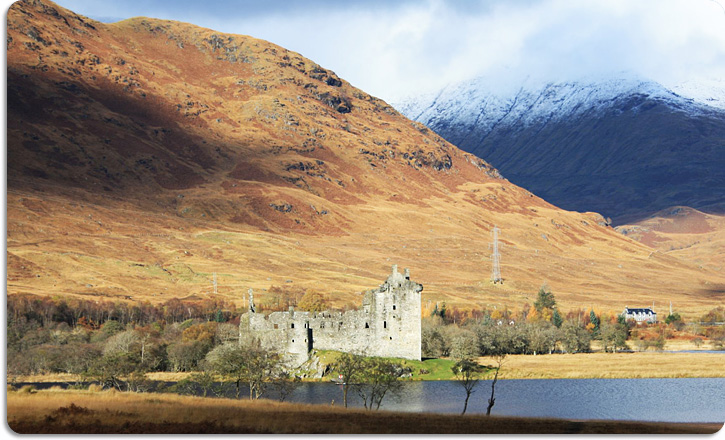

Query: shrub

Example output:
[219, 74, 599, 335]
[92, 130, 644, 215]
[18, 385, 36, 394]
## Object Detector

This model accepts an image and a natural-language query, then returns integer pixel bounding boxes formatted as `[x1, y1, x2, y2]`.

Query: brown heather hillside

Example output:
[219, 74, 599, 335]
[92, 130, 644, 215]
[617, 207, 725, 273]
[7, 0, 724, 318]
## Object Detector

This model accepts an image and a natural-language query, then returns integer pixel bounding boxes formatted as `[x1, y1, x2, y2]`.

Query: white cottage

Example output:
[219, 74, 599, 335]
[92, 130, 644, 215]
[623, 307, 657, 323]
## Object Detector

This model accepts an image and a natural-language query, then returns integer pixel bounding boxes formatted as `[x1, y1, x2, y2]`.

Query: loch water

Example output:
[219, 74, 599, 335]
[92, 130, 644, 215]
[23, 377, 725, 423]
[287, 378, 725, 423]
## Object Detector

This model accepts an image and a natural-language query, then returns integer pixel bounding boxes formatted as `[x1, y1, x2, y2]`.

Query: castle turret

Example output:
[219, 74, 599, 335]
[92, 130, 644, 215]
[248, 288, 255, 313]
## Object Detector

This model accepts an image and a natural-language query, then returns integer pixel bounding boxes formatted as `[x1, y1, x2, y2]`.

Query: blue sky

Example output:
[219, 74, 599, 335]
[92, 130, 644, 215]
[9, 0, 725, 101]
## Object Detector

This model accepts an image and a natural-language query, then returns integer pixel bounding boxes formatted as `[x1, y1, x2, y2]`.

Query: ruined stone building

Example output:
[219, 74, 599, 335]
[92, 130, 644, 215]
[240, 265, 423, 365]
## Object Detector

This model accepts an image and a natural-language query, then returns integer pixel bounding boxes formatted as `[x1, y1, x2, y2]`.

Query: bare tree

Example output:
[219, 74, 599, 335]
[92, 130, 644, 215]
[354, 358, 404, 410]
[486, 353, 506, 416]
[331, 352, 366, 408]
[452, 358, 485, 415]
[204, 340, 282, 400]
[271, 370, 300, 402]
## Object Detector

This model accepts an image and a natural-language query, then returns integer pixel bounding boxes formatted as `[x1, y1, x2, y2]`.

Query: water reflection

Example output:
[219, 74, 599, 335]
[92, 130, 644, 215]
[283, 378, 725, 423]
[19, 378, 725, 423]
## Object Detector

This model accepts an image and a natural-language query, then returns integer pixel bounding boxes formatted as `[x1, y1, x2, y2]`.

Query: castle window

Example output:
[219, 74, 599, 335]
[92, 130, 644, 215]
[390, 337, 393, 340]
[292, 339, 295, 343]
[383, 320, 387, 329]
[274, 324, 278, 329]
[365, 322, 369, 329]
[393, 305, 396, 310]
[291, 323, 295, 329]
[320, 322, 325, 329]
[304, 323, 308, 329]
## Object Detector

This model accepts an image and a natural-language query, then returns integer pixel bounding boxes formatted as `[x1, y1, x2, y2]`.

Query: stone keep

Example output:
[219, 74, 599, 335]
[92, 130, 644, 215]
[240, 265, 423, 364]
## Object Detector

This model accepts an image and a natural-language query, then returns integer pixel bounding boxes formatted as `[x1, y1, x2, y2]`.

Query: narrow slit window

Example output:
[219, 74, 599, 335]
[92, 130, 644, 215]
[393, 305, 396, 310]
[383, 320, 387, 329]
[291, 323, 295, 329]
[365, 322, 369, 329]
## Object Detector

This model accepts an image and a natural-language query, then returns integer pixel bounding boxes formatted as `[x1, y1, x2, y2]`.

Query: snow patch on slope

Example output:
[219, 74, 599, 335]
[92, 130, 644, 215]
[395, 73, 725, 130]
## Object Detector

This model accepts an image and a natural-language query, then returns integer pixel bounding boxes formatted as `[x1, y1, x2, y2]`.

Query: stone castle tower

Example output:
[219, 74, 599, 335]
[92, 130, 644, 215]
[240, 265, 423, 365]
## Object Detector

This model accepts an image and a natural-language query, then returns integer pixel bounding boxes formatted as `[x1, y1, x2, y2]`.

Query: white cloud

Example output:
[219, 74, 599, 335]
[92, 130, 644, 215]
[34, 0, 725, 101]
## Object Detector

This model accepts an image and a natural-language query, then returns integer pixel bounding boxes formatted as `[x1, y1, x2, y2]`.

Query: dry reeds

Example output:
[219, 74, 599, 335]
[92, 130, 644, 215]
[17, 385, 36, 394]
[476, 352, 725, 379]
[6, 389, 720, 434]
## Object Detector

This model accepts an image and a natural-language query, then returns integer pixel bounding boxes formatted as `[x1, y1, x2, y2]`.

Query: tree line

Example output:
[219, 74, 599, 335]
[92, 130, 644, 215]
[7, 289, 723, 404]
[422, 287, 725, 357]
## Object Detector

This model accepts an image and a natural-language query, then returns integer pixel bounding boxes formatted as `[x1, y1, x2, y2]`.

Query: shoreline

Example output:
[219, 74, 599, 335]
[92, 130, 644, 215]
[7, 389, 722, 434]
[11, 350, 725, 384]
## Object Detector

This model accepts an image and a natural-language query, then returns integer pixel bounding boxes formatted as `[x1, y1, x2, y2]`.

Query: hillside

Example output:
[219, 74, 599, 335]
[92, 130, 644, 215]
[617, 207, 725, 273]
[396, 75, 725, 225]
[7, 0, 724, 318]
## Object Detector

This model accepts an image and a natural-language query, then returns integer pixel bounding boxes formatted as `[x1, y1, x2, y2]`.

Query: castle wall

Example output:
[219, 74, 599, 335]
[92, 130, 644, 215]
[241, 265, 422, 364]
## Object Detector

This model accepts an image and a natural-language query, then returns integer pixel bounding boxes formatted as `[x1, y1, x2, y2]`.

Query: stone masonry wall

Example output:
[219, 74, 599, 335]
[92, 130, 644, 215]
[240, 265, 422, 365]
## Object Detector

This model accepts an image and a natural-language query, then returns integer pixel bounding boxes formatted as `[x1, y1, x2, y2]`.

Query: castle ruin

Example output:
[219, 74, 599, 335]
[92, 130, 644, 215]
[240, 265, 423, 365]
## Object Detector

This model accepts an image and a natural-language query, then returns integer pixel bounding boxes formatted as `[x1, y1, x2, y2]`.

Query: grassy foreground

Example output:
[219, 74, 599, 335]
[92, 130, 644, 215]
[7, 389, 721, 434]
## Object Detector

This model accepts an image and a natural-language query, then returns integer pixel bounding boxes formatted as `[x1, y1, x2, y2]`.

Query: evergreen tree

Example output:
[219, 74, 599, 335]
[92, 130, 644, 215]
[665, 313, 682, 325]
[552, 309, 563, 328]
[617, 313, 627, 326]
[534, 286, 556, 311]
[589, 310, 600, 339]
[439, 303, 447, 321]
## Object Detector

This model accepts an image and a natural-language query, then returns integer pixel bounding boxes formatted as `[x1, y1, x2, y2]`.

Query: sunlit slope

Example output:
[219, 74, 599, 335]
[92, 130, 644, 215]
[618, 207, 725, 273]
[7, 0, 723, 318]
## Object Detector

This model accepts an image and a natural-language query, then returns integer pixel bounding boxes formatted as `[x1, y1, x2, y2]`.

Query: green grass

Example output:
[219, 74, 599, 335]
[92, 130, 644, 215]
[311, 350, 464, 381]
[399, 358, 461, 381]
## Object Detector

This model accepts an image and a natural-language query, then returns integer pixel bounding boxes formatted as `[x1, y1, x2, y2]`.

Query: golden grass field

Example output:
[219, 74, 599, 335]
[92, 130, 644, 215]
[7, 389, 721, 434]
[7, 0, 725, 322]
[478, 351, 725, 379]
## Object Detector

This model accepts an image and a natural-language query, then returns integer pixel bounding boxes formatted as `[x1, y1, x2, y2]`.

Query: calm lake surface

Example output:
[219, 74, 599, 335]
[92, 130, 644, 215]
[285, 378, 725, 423]
[24, 378, 725, 423]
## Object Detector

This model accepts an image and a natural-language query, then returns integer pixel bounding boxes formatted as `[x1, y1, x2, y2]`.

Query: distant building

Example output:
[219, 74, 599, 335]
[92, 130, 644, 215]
[240, 265, 423, 365]
[623, 306, 657, 323]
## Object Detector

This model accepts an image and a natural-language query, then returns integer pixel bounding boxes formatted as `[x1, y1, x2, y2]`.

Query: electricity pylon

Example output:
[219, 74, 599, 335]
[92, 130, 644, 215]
[491, 226, 502, 284]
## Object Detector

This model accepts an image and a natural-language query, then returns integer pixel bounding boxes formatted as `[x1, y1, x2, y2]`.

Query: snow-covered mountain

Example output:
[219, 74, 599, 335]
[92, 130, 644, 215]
[395, 74, 725, 224]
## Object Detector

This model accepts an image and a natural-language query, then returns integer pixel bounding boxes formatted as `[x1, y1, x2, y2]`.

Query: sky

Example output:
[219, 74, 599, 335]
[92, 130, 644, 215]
[13, 0, 725, 102]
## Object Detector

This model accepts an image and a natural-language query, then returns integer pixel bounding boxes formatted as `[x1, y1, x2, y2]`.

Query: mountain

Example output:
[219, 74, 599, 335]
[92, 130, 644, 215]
[396, 75, 725, 225]
[7, 0, 723, 318]
[617, 207, 725, 273]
